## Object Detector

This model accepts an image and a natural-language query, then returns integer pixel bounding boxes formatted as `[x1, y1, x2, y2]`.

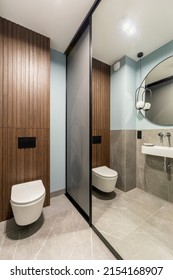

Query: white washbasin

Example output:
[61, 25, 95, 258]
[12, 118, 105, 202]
[141, 145, 173, 158]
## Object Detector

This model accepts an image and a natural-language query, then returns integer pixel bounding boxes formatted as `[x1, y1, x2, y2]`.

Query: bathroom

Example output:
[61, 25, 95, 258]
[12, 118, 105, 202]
[0, 0, 173, 260]
[91, 0, 173, 259]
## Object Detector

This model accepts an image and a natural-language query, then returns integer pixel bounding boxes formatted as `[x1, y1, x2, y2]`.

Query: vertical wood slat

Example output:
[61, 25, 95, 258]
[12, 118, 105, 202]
[0, 17, 50, 221]
[12, 21, 17, 129]
[0, 16, 2, 216]
[25, 28, 30, 128]
[33, 32, 38, 128]
[16, 23, 22, 128]
[3, 19, 8, 127]
[21, 26, 27, 128]
[8, 21, 13, 127]
[0, 128, 2, 221]
[0, 17, 3, 127]
[29, 30, 34, 128]
[2, 128, 17, 220]
[45, 38, 50, 129]
[92, 58, 110, 168]
[12, 23, 50, 129]
[2, 128, 8, 220]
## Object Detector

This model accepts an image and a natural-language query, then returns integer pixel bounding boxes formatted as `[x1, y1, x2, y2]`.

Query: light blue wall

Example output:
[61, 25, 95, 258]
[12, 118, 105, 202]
[136, 40, 173, 130]
[111, 56, 136, 130]
[111, 41, 173, 131]
[50, 49, 66, 192]
[50, 41, 173, 192]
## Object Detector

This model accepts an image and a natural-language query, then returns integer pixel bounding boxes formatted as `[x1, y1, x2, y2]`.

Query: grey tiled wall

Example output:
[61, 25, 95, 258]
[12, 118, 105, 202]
[110, 130, 136, 192]
[110, 128, 173, 202]
[136, 129, 173, 202]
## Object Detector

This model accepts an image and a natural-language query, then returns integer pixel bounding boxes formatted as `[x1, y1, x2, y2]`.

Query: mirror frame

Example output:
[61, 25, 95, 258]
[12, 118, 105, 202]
[138, 55, 173, 126]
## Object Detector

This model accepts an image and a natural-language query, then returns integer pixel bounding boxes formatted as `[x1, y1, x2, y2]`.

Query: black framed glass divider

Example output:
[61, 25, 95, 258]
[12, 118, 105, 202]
[65, 0, 120, 259]
[65, 0, 102, 224]
[66, 24, 91, 220]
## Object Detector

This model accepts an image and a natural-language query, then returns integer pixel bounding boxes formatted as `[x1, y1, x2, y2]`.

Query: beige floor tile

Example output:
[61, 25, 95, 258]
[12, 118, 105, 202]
[36, 230, 77, 259]
[99, 231, 120, 248]
[92, 231, 116, 260]
[0, 195, 115, 260]
[92, 187, 173, 260]
[124, 188, 165, 213]
[0, 230, 19, 259]
[116, 226, 173, 260]
[139, 209, 173, 252]
[13, 235, 34, 260]
[93, 204, 146, 239]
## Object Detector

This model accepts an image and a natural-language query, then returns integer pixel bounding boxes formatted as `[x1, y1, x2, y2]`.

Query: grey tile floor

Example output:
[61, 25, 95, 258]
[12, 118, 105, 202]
[92, 187, 173, 260]
[0, 195, 115, 260]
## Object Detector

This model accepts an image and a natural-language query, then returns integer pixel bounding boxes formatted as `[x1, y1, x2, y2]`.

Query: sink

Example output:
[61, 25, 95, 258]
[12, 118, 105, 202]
[141, 145, 173, 158]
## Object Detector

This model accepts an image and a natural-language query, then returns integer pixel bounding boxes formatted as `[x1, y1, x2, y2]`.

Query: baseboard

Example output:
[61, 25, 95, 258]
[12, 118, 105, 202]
[50, 189, 65, 198]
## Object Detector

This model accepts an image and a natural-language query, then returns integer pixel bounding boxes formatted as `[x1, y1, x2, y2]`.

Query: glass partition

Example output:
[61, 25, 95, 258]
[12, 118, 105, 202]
[66, 25, 91, 218]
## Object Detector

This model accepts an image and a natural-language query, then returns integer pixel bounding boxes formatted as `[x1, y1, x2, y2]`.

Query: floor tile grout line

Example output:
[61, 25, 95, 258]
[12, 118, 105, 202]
[112, 205, 165, 247]
[93, 189, 166, 249]
[93, 188, 165, 215]
[99, 229, 124, 240]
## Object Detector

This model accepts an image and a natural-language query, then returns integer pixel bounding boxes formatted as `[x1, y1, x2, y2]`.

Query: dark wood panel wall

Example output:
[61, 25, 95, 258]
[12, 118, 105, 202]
[92, 58, 110, 168]
[0, 128, 2, 221]
[0, 17, 50, 221]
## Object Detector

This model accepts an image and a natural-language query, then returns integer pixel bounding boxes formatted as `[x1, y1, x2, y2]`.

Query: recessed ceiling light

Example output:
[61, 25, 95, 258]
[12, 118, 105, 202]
[122, 20, 136, 36]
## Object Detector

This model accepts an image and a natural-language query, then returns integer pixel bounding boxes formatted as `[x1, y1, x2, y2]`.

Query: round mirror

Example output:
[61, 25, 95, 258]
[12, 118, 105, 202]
[139, 56, 173, 125]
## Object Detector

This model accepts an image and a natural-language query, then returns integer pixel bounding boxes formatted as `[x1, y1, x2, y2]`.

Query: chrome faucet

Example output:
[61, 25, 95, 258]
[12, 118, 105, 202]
[166, 132, 171, 137]
[158, 132, 163, 137]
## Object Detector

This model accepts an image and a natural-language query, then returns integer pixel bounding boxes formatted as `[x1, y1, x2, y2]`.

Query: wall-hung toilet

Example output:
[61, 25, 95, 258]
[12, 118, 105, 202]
[10, 180, 45, 226]
[92, 166, 118, 193]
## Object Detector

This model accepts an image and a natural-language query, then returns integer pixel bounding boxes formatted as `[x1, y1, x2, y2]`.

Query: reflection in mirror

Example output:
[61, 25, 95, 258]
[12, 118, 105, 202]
[92, 0, 173, 260]
[140, 56, 173, 125]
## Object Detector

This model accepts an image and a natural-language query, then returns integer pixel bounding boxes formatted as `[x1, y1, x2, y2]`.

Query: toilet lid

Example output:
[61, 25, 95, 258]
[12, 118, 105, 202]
[92, 166, 118, 178]
[11, 180, 45, 205]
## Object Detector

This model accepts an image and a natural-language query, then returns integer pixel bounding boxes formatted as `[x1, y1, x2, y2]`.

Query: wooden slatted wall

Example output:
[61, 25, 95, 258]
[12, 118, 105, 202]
[92, 58, 110, 168]
[0, 17, 50, 221]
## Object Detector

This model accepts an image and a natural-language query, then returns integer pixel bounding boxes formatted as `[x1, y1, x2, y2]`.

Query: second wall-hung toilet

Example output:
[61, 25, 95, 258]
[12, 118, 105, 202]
[92, 166, 118, 193]
[10, 180, 45, 226]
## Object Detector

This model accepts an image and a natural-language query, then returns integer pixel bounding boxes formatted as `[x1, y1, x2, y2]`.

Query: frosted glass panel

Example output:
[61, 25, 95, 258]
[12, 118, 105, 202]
[66, 26, 90, 216]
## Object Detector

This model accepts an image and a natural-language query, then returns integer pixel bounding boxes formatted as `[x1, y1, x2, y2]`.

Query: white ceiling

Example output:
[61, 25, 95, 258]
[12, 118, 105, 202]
[93, 0, 173, 65]
[0, 0, 95, 52]
[1, 0, 173, 65]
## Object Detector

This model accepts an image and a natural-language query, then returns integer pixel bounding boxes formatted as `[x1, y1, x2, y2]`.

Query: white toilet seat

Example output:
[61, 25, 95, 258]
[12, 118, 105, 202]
[10, 180, 46, 226]
[92, 166, 118, 193]
[92, 166, 118, 178]
[11, 180, 45, 205]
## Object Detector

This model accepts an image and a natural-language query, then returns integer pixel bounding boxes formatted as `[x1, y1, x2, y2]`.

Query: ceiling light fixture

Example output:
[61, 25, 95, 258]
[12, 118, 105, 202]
[122, 20, 136, 36]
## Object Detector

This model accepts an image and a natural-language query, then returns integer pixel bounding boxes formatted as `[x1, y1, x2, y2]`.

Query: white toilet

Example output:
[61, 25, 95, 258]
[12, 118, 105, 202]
[92, 166, 118, 193]
[10, 180, 45, 226]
